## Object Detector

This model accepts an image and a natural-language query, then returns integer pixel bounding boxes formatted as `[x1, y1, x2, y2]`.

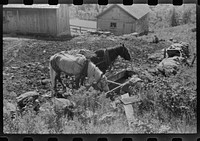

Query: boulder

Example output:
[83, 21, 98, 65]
[157, 56, 184, 76]
[3, 100, 17, 119]
[4, 101, 16, 113]
[148, 49, 165, 61]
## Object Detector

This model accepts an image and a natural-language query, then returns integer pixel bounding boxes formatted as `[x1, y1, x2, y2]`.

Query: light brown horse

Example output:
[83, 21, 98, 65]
[49, 52, 109, 94]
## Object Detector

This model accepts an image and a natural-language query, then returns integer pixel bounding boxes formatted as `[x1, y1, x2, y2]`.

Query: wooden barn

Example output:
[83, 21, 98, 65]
[3, 4, 71, 36]
[96, 4, 151, 35]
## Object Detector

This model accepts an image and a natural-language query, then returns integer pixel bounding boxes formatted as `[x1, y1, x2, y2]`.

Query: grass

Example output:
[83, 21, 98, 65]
[3, 23, 196, 134]
[70, 19, 97, 29]
[3, 67, 197, 134]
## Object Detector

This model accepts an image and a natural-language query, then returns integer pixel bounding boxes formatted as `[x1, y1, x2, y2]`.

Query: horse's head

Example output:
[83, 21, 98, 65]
[119, 44, 132, 61]
[88, 62, 110, 92]
[94, 74, 110, 92]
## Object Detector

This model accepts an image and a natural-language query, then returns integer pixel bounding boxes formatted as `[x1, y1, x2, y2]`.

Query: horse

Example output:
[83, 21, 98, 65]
[90, 43, 131, 74]
[49, 52, 110, 95]
[61, 44, 131, 86]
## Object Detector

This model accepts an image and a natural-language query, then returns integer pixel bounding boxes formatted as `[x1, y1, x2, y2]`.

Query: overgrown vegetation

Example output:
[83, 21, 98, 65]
[4, 67, 196, 133]
[3, 4, 196, 133]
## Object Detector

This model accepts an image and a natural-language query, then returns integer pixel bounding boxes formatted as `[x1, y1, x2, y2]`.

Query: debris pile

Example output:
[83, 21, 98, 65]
[16, 91, 40, 112]
[147, 41, 192, 77]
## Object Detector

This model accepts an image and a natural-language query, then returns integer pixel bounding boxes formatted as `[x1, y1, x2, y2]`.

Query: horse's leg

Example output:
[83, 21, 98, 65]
[80, 77, 84, 86]
[72, 76, 77, 89]
[49, 63, 57, 96]
[65, 74, 71, 88]
[57, 72, 66, 92]
[75, 76, 80, 89]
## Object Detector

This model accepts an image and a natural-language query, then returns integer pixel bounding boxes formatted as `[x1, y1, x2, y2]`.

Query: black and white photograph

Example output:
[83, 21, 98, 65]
[3, 4, 197, 134]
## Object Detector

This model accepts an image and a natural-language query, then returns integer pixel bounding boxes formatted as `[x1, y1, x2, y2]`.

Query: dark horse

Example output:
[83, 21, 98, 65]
[90, 43, 131, 74]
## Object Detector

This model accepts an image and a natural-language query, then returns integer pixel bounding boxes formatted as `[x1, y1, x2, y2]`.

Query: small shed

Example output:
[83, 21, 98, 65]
[96, 4, 151, 35]
[3, 4, 71, 36]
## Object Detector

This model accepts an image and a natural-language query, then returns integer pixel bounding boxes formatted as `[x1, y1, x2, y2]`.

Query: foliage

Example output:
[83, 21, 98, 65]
[170, 7, 179, 27]
[3, 15, 196, 133]
[69, 4, 196, 30]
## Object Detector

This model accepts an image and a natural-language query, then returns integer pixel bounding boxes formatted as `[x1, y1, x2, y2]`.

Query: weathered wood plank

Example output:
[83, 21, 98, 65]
[107, 70, 126, 81]
[121, 93, 135, 127]
[121, 95, 140, 105]
[107, 80, 121, 86]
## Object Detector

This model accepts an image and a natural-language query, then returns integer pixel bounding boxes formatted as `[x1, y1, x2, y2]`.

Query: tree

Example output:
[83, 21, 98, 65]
[182, 9, 191, 24]
[170, 7, 178, 27]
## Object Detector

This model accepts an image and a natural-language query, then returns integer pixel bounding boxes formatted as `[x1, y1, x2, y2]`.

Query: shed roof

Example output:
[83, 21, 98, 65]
[96, 4, 151, 20]
[3, 4, 60, 9]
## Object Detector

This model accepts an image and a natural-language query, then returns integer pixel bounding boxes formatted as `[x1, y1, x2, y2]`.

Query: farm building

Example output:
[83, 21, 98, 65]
[3, 4, 71, 36]
[96, 4, 151, 35]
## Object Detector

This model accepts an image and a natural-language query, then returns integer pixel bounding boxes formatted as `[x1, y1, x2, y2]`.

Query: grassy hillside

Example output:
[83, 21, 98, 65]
[69, 4, 196, 31]
[3, 22, 196, 133]
[141, 24, 196, 54]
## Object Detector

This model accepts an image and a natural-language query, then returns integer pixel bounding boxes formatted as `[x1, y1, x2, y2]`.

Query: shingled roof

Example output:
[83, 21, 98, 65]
[3, 4, 60, 9]
[96, 4, 151, 20]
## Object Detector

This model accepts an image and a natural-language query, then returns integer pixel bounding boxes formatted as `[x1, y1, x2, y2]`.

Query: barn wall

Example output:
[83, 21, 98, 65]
[97, 6, 136, 35]
[3, 8, 57, 36]
[56, 4, 71, 36]
[135, 13, 149, 34]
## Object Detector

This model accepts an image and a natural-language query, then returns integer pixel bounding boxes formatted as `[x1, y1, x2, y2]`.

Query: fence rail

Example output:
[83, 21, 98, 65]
[70, 24, 97, 33]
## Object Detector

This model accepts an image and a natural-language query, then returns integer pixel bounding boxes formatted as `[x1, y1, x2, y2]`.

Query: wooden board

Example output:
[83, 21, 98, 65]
[107, 70, 135, 91]
[107, 70, 126, 82]
[121, 95, 140, 105]
[121, 93, 135, 127]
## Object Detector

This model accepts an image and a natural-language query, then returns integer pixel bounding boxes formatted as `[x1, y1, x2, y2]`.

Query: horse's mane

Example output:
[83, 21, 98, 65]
[87, 61, 103, 83]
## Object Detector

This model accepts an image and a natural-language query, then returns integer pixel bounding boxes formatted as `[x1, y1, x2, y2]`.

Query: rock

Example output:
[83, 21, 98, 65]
[52, 98, 76, 108]
[40, 79, 51, 85]
[157, 56, 184, 76]
[4, 102, 17, 112]
[3, 101, 17, 119]
[148, 49, 165, 61]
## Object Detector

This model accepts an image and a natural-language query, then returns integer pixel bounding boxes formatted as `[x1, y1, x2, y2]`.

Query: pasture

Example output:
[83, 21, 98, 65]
[70, 19, 97, 29]
[3, 23, 196, 134]
[70, 19, 97, 34]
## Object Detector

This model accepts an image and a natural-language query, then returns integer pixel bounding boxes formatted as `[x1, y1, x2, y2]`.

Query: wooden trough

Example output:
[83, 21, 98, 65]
[106, 69, 142, 126]
[106, 69, 142, 101]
